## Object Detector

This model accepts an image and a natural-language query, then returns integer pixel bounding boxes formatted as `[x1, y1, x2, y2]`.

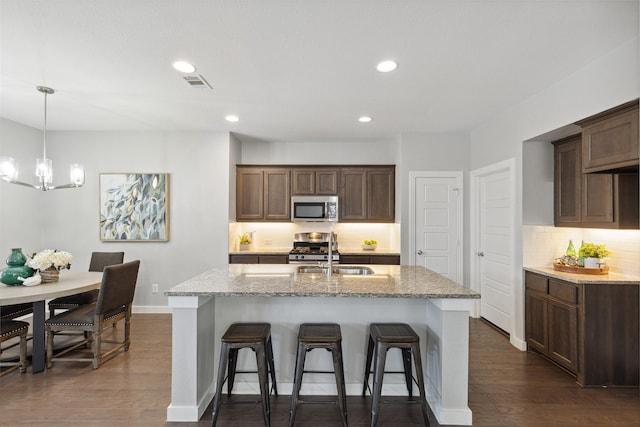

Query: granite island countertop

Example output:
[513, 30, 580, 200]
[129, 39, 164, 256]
[166, 264, 480, 299]
[524, 266, 640, 285]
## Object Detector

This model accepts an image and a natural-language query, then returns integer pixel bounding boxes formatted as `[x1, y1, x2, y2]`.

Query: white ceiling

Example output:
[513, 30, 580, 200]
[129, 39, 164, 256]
[0, 0, 638, 142]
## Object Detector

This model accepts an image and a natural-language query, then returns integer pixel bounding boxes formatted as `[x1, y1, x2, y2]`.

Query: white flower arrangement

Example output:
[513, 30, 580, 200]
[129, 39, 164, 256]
[27, 249, 73, 271]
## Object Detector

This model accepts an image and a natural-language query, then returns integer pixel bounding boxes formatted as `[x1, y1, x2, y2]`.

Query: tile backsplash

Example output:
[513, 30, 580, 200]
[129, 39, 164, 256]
[523, 225, 640, 276]
[229, 222, 401, 252]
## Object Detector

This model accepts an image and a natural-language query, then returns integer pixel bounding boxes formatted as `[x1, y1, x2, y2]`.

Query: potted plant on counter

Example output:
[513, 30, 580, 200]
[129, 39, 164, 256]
[238, 233, 252, 250]
[578, 243, 611, 269]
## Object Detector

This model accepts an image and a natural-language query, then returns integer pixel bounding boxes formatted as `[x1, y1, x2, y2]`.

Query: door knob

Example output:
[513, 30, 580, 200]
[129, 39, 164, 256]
[417, 250, 424, 255]
[477, 252, 484, 257]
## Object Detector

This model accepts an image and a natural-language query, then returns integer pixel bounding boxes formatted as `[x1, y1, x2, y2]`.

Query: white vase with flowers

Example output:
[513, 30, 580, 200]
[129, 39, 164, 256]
[26, 249, 72, 283]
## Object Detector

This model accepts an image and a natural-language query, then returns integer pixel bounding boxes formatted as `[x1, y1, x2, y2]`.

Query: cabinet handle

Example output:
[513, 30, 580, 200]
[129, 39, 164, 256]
[477, 252, 484, 257]
[417, 250, 423, 255]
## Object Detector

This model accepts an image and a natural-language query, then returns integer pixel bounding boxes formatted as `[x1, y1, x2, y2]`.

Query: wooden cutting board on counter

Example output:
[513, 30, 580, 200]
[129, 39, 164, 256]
[553, 262, 609, 275]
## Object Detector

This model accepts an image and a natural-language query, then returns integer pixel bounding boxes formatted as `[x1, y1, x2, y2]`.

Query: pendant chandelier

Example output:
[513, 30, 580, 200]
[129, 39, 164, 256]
[0, 86, 85, 191]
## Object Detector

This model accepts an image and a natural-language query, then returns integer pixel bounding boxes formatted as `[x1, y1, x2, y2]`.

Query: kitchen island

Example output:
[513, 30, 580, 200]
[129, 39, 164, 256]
[165, 264, 480, 425]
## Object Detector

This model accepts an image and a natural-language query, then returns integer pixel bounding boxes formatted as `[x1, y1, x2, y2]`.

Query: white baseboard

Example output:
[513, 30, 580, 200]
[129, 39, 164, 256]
[132, 305, 172, 314]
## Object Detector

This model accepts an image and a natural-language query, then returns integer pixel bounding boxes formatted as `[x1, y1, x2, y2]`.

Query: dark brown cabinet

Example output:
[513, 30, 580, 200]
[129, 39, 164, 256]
[237, 167, 291, 222]
[553, 136, 639, 229]
[525, 271, 639, 386]
[525, 273, 578, 373]
[578, 100, 639, 173]
[229, 254, 289, 264]
[339, 166, 395, 222]
[237, 164, 395, 222]
[339, 254, 400, 265]
[292, 168, 339, 195]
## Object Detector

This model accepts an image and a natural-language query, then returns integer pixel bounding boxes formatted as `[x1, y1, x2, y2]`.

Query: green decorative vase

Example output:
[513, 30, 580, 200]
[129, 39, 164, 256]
[0, 248, 35, 286]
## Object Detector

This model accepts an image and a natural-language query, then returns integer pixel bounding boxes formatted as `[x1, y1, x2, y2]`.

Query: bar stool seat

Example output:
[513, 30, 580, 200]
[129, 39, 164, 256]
[289, 323, 348, 427]
[362, 323, 429, 427]
[211, 322, 278, 427]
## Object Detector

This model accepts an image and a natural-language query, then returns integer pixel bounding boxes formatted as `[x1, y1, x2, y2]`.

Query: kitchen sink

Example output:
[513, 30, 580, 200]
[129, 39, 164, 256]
[297, 265, 375, 275]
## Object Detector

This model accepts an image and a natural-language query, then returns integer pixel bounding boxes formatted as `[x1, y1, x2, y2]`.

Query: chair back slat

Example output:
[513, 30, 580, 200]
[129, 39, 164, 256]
[89, 252, 125, 272]
[95, 260, 140, 316]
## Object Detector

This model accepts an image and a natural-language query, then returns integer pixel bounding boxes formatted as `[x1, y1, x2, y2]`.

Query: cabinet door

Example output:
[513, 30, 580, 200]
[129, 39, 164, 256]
[340, 166, 395, 222]
[292, 168, 339, 195]
[259, 255, 289, 264]
[292, 169, 315, 195]
[581, 173, 613, 224]
[340, 168, 368, 220]
[229, 254, 260, 264]
[525, 290, 548, 354]
[367, 167, 395, 222]
[264, 168, 291, 221]
[315, 168, 339, 195]
[237, 168, 264, 221]
[339, 255, 368, 264]
[548, 299, 578, 373]
[368, 255, 400, 265]
[554, 137, 582, 225]
[582, 106, 639, 173]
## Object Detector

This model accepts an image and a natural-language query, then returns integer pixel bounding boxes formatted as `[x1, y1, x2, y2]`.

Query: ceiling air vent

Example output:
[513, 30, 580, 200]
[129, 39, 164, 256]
[182, 75, 213, 90]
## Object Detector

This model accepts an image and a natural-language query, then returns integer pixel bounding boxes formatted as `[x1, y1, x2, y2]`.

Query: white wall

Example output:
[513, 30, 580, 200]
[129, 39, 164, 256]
[0, 118, 43, 255]
[469, 36, 639, 345]
[397, 132, 470, 283]
[522, 141, 554, 225]
[1, 126, 232, 310]
[240, 139, 397, 164]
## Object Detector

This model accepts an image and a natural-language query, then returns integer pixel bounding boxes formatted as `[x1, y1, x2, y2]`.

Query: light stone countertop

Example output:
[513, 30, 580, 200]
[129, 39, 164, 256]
[229, 247, 291, 255]
[524, 266, 640, 285]
[166, 264, 480, 299]
[338, 247, 400, 255]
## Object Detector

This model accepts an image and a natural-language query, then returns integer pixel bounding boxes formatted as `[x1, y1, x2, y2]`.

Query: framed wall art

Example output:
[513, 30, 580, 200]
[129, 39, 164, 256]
[99, 173, 170, 241]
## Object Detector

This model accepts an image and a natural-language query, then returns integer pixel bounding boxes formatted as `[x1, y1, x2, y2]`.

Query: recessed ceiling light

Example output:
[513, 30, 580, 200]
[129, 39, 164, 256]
[172, 61, 196, 73]
[376, 60, 398, 73]
[225, 115, 240, 122]
[358, 116, 373, 123]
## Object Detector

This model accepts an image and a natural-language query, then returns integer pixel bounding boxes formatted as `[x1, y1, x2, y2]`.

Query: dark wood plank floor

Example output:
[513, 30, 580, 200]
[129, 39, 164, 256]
[1, 314, 638, 426]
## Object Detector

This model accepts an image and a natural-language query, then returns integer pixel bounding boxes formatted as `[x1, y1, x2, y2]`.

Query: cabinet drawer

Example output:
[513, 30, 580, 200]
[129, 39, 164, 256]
[549, 279, 578, 304]
[525, 272, 548, 294]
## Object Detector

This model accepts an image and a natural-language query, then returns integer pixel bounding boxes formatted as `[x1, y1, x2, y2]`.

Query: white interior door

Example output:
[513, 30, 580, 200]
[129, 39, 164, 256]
[471, 160, 515, 333]
[410, 172, 463, 284]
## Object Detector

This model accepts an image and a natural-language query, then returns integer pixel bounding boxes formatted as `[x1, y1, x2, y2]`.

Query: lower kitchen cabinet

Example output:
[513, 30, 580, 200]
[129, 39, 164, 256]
[524, 271, 639, 386]
[229, 254, 289, 264]
[339, 254, 400, 265]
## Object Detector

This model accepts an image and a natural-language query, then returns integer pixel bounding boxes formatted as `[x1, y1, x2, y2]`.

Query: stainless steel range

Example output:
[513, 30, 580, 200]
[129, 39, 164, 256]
[289, 232, 339, 263]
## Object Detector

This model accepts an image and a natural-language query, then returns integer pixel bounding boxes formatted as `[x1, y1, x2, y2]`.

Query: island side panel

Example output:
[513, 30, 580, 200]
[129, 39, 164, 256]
[211, 296, 430, 396]
[426, 298, 474, 426]
[166, 296, 216, 422]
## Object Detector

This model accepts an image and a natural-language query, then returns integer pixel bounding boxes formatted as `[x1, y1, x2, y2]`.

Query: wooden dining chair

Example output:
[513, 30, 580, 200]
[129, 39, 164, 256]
[48, 252, 124, 317]
[45, 260, 140, 369]
[0, 303, 33, 320]
[0, 319, 29, 376]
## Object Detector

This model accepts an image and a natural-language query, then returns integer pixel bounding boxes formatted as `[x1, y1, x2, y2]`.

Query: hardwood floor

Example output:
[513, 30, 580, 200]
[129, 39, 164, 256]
[0, 314, 638, 426]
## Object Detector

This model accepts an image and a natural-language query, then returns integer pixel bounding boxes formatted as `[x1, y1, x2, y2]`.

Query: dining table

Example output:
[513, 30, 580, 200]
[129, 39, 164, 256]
[0, 271, 103, 373]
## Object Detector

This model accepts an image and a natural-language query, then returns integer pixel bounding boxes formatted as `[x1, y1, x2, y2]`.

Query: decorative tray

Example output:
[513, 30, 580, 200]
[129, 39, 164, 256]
[553, 262, 609, 275]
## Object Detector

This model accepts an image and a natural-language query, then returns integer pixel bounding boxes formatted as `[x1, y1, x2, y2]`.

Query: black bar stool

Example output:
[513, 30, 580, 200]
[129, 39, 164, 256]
[211, 322, 278, 427]
[289, 323, 348, 427]
[362, 323, 429, 427]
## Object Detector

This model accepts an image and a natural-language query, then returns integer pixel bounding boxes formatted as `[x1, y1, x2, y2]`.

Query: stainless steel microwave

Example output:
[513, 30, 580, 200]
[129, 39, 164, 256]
[291, 196, 339, 222]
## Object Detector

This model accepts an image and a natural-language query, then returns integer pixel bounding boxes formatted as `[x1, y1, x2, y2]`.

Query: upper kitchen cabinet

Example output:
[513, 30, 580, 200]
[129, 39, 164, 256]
[577, 100, 639, 173]
[553, 136, 639, 229]
[340, 166, 395, 222]
[237, 166, 291, 221]
[292, 167, 339, 195]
